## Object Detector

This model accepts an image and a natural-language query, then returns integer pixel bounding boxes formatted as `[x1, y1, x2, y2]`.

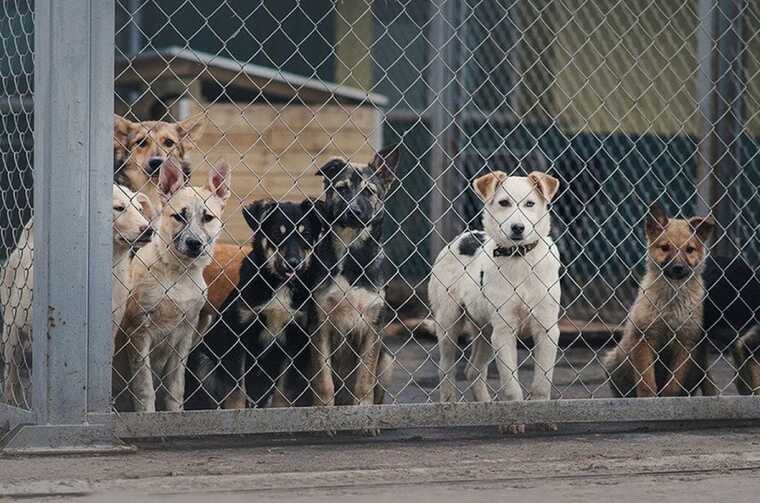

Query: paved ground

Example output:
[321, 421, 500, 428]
[2, 424, 760, 501]
[384, 336, 742, 403]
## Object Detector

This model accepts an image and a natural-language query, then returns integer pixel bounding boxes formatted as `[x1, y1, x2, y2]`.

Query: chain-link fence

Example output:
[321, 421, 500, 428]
[2, 0, 760, 449]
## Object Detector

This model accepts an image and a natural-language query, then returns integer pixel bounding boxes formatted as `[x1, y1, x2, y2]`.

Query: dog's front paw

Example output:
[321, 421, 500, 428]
[499, 423, 526, 434]
[360, 427, 382, 437]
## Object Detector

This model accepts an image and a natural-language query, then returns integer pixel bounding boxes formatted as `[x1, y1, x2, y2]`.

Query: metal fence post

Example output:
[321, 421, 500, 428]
[1, 0, 120, 453]
[428, 0, 460, 260]
[710, 0, 746, 256]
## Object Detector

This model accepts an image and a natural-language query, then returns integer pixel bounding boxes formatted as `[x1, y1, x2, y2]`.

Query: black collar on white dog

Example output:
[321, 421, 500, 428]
[493, 242, 538, 258]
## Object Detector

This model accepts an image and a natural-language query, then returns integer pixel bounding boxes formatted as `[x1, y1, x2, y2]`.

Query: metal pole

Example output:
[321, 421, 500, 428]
[711, 0, 746, 257]
[428, 0, 458, 260]
[695, 0, 716, 218]
[2, 0, 120, 453]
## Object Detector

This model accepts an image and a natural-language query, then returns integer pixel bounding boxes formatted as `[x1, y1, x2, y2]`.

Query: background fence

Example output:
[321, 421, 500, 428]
[1, 0, 760, 450]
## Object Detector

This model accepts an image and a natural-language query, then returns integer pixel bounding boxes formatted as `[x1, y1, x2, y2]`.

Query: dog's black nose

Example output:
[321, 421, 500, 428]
[147, 157, 164, 176]
[669, 264, 687, 278]
[185, 238, 202, 255]
[138, 226, 153, 241]
[511, 223, 525, 236]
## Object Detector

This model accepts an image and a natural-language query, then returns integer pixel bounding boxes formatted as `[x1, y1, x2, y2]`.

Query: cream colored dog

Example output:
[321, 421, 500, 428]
[1, 185, 154, 407]
[114, 158, 230, 412]
[428, 170, 561, 431]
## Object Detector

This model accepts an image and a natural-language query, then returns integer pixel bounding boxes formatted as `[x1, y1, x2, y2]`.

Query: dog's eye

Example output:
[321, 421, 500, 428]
[136, 137, 148, 148]
[525, 200, 535, 208]
[163, 138, 175, 148]
[685, 245, 696, 254]
[171, 213, 185, 223]
[113, 205, 126, 212]
[498, 200, 511, 207]
[660, 244, 671, 253]
[202, 213, 215, 223]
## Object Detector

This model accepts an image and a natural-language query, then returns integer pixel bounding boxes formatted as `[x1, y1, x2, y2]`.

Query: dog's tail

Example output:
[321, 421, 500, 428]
[732, 327, 760, 395]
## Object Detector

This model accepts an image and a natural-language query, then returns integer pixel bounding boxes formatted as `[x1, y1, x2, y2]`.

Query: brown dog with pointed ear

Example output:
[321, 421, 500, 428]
[113, 114, 205, 206]
[603, 202, 716, 398]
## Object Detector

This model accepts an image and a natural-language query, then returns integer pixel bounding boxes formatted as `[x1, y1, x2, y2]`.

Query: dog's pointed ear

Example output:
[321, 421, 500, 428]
[645, 202, 669, 241]
[134, 192, 157, 221]
[243, 200, 275, 232]
[316, 158, 346, 183]
[689, 216, 715, 244]
[176, 113, 206, 149]
[114, 114, 134, 148]
[157, 158, 185, 200]
[370, 143, 401, 187]
[527, 171, 560, 203]
[473, 171, 508, 201]
[207, 160, 231, 202]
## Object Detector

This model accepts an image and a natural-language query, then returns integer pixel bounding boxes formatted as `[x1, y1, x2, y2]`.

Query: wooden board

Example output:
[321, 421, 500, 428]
[185, 101, 381, 245]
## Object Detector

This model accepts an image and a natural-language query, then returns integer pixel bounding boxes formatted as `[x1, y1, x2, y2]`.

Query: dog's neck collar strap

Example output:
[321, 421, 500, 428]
[493, 242, 538, 258]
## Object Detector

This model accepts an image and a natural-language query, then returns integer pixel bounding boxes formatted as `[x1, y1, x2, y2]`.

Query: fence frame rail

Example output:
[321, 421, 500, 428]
[2, 0, 760, 454]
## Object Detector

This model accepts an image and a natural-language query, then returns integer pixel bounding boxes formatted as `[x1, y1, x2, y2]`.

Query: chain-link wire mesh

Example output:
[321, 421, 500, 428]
[0, 0, 34, 410]
[3, 0, 760, 424]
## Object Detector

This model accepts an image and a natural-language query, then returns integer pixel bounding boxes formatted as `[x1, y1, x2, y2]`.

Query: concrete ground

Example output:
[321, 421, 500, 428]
[2, 424, 760, 501]
[384, 336, 741, 403]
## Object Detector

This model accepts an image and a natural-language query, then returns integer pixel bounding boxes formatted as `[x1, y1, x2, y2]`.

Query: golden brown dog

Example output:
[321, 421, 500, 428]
[113, 113, 205, 207]
[603, 203, 716, 397]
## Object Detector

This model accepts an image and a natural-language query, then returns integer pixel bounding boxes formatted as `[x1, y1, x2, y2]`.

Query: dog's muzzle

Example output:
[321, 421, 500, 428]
[664, 262, 689, 280]
[134, 226, 154, 247]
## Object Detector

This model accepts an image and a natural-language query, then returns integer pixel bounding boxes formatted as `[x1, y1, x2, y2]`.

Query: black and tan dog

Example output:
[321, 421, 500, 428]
[184, 199, 326, 409]
[603, 203, 716, 397]
[307, 145, 400, 410]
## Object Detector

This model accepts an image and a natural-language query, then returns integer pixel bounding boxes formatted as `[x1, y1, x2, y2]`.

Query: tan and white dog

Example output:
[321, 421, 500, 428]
[428, 170, 561, 431]
[114, 158, 230, 412]
[1, 185, 154, 407]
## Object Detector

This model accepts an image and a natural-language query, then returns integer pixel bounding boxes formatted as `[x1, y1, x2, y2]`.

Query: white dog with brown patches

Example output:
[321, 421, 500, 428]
[428, 170, 561, 430]
[114, 158, 230, 412]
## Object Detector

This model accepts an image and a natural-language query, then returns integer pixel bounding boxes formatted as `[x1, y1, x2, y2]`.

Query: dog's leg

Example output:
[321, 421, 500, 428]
[529, 318, 560, 401]
[310, 324, 335, 406]
[373, 346, 393, 405]
[465, 333, 493, 402]
[696, 340, 719, 396]
[3, 325, 25, 407]
[629, 335, 657, 398]
[436, 311, 463, 403]
[491, 317, 523, 402]
[733, 329, 760, 395]
[127, 331, 156, 413]
[660, 338, 697, 397]
[160, 335, 194, 412]
[351, 328, 381, 407]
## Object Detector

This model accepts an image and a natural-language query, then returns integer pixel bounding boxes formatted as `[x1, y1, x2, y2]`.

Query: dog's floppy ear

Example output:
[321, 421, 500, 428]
[243, 200, 275, 232]
[176, 113, 206, 149]
[689, 216, 715, 244]
[645, 202, 669, 241]
[157, 158, 185, 200]
[370, 143, 401, 187]
[206, 160, 231, 202]
[300, 198, 328, 231]
[316, 158, 347, 183]
[473, 171, 508, 201]
[527, 171, 560, 203]
[134, 192, 157, 221]
[114, 114, 135, 148]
